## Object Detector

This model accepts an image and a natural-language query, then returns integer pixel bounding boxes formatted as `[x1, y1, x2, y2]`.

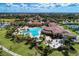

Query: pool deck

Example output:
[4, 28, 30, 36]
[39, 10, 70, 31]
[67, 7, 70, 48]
[45, 36, 63, 48]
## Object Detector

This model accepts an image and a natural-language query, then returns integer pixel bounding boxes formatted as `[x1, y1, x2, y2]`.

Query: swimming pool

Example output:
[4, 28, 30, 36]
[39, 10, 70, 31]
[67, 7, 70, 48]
[23, 27, 43, 38]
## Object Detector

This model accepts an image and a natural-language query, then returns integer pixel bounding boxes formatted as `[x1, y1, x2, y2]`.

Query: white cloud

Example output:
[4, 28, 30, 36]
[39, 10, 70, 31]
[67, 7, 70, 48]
[36, 3, 55, 9]
[1, 3, 79, 12]
[6, 3, 13, 6]
[5, 3, 79, 9]
[59, 3, 71, 6]
[0, 3, 79, 13]
[1, 3, 79, 11]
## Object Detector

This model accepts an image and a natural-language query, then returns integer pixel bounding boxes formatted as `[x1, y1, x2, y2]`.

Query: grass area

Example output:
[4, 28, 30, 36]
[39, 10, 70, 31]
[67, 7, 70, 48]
[0, 28, 64, 56]
[63, 25, 78, 36]
[0, 19, 15, 22]
[0, 51, 12, 56]
[72, 44, 79, 56]
[0, 28, 79, 56]
[0, 28, 38, 56]
[49, 51, 63, 56]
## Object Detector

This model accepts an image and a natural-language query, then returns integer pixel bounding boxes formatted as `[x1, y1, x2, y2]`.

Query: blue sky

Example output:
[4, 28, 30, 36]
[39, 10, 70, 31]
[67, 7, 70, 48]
[0, 3, 79, 13]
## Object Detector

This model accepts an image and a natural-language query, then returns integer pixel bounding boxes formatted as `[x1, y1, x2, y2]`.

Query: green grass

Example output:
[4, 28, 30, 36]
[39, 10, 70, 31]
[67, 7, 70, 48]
[0, 28, 38, 56]
[72, 44, 79, 56]
[49, 51, 63, 56]
[0, 51, 12, 56]
[63, 25, 78, 36]
[0, 28, 79, 56]
[0, 19, 15, 22]
[61, 25, 79, 56]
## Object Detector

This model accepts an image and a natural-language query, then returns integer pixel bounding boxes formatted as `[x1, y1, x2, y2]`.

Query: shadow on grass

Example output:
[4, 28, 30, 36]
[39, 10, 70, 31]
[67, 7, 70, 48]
[36, 46, 54, 56]
[57, 46, 77, 56]
[10, 38, 14, 41]
[25, 42, 29, 45]
[57, 47, 69, 56]
[29, 43, 36, 49]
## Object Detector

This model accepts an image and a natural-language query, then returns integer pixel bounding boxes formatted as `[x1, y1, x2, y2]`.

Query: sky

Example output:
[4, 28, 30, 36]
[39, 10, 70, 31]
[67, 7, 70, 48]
[0, 0, 79, 3]
[0, 3, 79, 13]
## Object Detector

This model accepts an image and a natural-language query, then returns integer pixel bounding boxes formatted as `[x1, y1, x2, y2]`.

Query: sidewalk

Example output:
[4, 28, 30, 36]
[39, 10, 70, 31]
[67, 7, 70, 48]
[0, 45, 21, 56]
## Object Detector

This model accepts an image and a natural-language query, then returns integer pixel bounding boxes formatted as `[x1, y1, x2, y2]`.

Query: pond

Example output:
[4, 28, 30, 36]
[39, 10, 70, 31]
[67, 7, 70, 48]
[64, 22, 79, 34]
[0, 23, 10, 28]
[67, 25, 79, 31]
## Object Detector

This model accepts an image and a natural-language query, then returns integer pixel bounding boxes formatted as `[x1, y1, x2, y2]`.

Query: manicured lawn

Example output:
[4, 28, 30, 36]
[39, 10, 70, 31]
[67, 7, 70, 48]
[63, 25, 78, 35]
[1, 51, 12, 56]
[0, 28, 38, 56]
[49, 51, 63, 56]
[61, 25, 79, 56]
[0, 28, 79, 56]
[72, 44, 79, 56]
[0, 19, 15, 22]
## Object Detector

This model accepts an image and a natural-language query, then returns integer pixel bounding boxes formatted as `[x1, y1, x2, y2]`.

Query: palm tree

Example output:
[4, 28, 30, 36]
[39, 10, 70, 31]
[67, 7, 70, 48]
[62, 36, 77, 56]
[6, 26, 16, 38]
[41, 46, 53, 56]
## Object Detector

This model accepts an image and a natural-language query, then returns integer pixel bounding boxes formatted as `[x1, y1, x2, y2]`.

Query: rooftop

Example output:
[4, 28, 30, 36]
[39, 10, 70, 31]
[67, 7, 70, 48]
[43, 22, 64, 34]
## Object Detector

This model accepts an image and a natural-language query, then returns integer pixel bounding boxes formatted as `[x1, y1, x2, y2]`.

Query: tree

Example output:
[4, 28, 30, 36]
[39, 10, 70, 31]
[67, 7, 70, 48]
[6, 26, 16, 38]
[41, 46, 53, 56]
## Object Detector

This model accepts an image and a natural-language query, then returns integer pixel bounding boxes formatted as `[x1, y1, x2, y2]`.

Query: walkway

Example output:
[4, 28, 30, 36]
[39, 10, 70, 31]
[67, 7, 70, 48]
[0, 45, 21, 56]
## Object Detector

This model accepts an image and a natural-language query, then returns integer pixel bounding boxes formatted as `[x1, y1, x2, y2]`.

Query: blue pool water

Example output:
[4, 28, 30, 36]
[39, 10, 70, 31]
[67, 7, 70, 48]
[23, 27, 42, 38]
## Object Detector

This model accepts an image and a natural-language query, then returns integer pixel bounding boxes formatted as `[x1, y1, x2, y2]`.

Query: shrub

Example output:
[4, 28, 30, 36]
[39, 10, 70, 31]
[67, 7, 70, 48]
[6, 27, 16, 38]
[15, 34, 31, 42]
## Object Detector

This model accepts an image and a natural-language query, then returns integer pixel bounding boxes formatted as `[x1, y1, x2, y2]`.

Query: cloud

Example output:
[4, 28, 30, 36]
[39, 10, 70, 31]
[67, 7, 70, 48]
[0, 3, 79, 13]
[5, 3, 76, 9]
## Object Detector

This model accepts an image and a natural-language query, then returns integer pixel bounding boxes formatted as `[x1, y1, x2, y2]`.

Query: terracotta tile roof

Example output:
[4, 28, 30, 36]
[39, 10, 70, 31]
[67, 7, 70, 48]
[44, 26, 64, 34]
[43, 22, 65, 34]
[28, 21, 43, 26]
[49, 22, 57, 27]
